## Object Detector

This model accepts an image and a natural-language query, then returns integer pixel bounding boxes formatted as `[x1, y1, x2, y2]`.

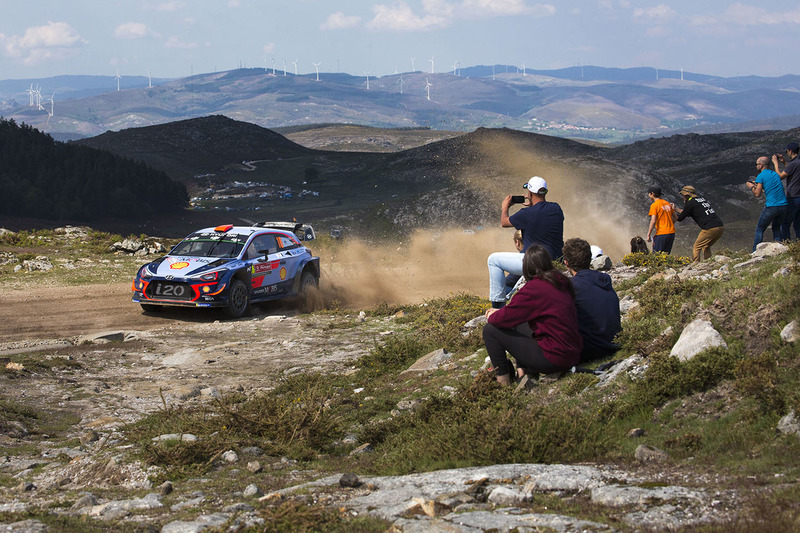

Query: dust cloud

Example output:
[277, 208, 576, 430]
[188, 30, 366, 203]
[315, 134, 641, 308]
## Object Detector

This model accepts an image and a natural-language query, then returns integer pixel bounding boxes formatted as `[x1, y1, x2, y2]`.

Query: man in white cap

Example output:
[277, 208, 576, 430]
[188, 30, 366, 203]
[487, 176, 564, 308]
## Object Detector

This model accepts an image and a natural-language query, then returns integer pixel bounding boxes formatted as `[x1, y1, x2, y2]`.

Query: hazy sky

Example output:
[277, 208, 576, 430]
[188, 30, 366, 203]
[1, 1, 798, 81]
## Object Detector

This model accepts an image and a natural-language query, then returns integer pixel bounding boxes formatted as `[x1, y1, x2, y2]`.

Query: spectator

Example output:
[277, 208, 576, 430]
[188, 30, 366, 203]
[772, 142, 800, 240]
[646, 186, 676, 254]
[747, 156, 787, 251]
[503, 230, 525, 295]
[673, 185, 724, 261]
[487, 176, 564, 308]
[562, 238, 621, 363]
[483, 245, 581, 385]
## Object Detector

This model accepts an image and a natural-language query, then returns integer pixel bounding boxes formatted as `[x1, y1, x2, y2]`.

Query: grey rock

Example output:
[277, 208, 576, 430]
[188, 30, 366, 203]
[778, 410, 800, 436]
[591, 255, 613, 271]
[159, 481, 173, 496]
[400, 348, 452, 375]
[87, 492, 162, 517]
[513, 374, 537, 394]
[16, 482, 35, 492]
[246, 461, 262, 473]
[487, 486, 529, 506]
[349, 443, 374, 456]
[752, 241, 788, 258]
[635, 444, 669, 464]
[240, 446, 264, 456]
[628, 428, 645, 438]
[463, 315, 488, 329]
[222, 450, 239, 463]
[171, 496, 205, 511]
[0, 503, 27, 513]
[70, 493, 98, 511]
[591, 484, 704, 507]
[222, 502, 255, 513]
[339, 473, 360, 488]
[161, 513, 230, 533]
[781, 320, 800, 343]
[243, 484, 263, 498]
[397, 399, 423, 411]
[670, 319, 727, 361]
[152, 433, 198, 443]
[0, 519, 48, 532]
[436, 509, 613, 532]
[619, 294, 639, 316]
[595, 355, 644, 388]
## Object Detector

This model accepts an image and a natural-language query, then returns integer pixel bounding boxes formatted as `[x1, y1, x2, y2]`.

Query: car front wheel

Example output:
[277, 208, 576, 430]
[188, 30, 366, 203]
[299, 270, 319, 295]
[224, 279, 250, 318]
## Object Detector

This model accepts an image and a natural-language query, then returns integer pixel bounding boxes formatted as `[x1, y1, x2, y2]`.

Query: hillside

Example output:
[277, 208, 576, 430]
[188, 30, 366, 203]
[0, 118, 187, 222]
[6, 65, 800, 144]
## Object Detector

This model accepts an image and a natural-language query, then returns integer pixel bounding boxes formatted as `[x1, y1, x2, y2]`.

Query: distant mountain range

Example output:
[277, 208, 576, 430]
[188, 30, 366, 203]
[70, 116, 800, 254]
[4, 65, 800, 144]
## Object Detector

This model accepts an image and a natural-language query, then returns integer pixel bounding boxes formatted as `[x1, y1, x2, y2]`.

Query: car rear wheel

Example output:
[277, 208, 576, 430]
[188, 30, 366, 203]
[140, 303, 163, 313]
[224, 279, 250, 318]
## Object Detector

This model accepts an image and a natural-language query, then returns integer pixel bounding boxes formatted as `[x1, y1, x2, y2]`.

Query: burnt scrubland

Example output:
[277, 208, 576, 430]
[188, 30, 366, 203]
[0, 227, 799, 531]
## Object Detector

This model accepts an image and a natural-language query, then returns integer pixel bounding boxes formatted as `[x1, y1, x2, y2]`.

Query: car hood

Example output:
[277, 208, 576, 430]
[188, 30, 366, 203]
[150, 256, 234, 277]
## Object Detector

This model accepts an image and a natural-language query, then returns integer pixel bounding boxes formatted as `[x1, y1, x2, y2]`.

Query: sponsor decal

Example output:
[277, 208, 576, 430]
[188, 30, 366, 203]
[252, 263, 272, 275]
[170, 261, 190, 270]
[280, 267, 287, 280]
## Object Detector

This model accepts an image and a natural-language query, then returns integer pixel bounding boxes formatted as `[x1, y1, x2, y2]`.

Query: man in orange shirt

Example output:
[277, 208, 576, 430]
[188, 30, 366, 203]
[646, 186, 676, 253]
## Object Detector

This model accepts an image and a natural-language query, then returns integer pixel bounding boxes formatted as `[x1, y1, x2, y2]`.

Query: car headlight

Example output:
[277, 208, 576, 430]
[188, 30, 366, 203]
[139, 265, 153, 278]
[195, 270, 221, 282]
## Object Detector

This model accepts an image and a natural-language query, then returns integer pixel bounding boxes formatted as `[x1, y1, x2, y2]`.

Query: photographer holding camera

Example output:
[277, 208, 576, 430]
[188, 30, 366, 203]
[487, 176, 564, 308]
[772, 142, 800, 240]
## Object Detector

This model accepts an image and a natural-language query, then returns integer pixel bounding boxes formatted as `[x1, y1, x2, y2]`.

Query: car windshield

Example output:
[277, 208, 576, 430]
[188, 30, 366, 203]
[171, 232, 247, 258]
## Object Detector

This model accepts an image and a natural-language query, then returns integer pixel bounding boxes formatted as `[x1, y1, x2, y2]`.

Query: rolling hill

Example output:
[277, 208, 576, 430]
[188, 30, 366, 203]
[6, 65, 800, 144]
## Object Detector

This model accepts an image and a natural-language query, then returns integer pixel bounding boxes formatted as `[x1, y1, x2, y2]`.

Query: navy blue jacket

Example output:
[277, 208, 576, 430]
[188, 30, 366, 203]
[570, 269, 622, 362]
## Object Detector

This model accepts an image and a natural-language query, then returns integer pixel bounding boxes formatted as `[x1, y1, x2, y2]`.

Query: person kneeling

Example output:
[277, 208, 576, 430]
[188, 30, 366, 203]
[482, 245, 582, 385]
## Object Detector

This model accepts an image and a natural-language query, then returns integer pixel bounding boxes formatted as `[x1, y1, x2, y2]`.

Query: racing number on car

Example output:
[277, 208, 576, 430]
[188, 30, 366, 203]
[154, 283, 186, 297]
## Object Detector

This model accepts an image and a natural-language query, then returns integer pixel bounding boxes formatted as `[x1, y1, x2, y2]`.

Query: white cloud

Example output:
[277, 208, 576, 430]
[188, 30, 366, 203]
[227, 0, 241, 7]
[366, 0, 552, 31]
[722, 3, 786, 25]
[114, 22, 149, 40]
[633, 4, 675, 22]
[1, 21, 86, 65]
[164, 36, 198, 49]
[367, 1, 450, 31]
[460, 0, 554, 17]
[320, 12, 362, 30]
[263, 43, 276, 54]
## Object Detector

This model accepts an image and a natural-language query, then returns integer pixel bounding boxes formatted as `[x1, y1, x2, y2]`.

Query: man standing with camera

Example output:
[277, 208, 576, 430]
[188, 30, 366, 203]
[772, 142, 800, 240]
[487, 176, 564, 308]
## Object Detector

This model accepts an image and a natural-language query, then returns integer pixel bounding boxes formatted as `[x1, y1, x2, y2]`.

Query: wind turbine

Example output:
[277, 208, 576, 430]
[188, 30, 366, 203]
[364, 71, 370, 90]
[425, 78, 432, 101]
[283, 59, 287, 76]
[522, 62, 526, 76]
[34, 86, 43, 110]
[292, 59, 298, 75]
[148, 71, 152, 88]
[45, 92, 54, 125]
[26, 84, 34, 106]
[399, 74, 404, 94]
[452, 63, 457, 76]
[313, 62, 321, 81]
[429, 56, 435, 74]
[115, 69, 121, 91]
[411, 57, 416, 72]
[271, 58, 276, 75]
[681, 66, 684, 81]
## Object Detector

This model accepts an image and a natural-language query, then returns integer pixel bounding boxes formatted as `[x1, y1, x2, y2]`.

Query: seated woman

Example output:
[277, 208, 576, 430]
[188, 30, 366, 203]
[482, 244, 582, 385]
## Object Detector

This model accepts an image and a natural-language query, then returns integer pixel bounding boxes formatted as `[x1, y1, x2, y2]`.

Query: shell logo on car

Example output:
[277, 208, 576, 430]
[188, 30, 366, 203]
[280, 267, 287, 280]
[170, 261, 190, 270]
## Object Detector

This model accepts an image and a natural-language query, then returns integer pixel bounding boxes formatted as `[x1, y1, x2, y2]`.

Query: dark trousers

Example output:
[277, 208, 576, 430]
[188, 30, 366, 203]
[652, 233, 675, 254]
[482, 323, 563, 377]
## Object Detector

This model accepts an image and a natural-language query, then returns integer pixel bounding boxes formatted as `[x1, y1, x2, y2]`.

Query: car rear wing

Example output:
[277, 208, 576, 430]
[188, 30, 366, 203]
[253, 221, 316, 241]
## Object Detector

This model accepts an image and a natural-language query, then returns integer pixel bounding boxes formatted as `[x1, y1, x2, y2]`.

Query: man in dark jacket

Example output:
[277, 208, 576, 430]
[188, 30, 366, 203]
[562, 238, 622, 363]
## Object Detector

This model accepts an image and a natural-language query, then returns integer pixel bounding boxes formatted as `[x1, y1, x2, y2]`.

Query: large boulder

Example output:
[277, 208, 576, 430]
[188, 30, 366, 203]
[670, 319, 727, 361]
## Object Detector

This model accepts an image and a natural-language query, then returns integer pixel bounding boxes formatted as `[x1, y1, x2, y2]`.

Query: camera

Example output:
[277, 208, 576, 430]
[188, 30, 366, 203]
[510, 195, 526, 204]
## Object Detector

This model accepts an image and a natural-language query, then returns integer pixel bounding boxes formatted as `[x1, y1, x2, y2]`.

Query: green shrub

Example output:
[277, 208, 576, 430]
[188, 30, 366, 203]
[622, 251, 691, 268]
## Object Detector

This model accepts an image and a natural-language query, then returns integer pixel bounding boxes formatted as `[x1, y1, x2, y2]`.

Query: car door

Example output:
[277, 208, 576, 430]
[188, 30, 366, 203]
[272, 233, 304, 291]
[243, 233, 281, 299]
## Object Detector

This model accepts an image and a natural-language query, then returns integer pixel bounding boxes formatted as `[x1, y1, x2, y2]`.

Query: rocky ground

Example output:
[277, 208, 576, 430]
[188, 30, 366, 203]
[0, 242, 798, 532]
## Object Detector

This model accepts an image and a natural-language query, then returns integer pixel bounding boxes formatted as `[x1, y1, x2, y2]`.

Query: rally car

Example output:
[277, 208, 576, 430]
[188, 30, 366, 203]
[132, 222, 320, 317]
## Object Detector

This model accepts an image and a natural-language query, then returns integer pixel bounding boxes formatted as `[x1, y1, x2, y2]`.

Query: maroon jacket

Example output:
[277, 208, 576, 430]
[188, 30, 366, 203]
[487, 275, 582, 369]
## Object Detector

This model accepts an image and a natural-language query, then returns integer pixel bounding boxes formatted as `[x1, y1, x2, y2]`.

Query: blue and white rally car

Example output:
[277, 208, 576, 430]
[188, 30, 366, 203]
[132, 222, 320, 317]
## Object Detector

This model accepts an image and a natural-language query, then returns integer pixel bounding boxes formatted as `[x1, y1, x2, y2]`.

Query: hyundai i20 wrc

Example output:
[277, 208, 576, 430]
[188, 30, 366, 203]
[132, 222, 320, 317]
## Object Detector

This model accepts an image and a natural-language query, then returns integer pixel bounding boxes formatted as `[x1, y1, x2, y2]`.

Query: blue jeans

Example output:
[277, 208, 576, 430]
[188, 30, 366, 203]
[652, 233, 675, 254]
[753, 205, 787, 251]
[488, 252, 523, 303]
[780, 197, 800, 241]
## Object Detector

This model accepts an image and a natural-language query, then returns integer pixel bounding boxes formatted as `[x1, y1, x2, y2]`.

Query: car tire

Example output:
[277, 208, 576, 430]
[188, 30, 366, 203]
[299, 270, 319, 295]
[224, 279, 250, 318]
[140, 303, 163, 313]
